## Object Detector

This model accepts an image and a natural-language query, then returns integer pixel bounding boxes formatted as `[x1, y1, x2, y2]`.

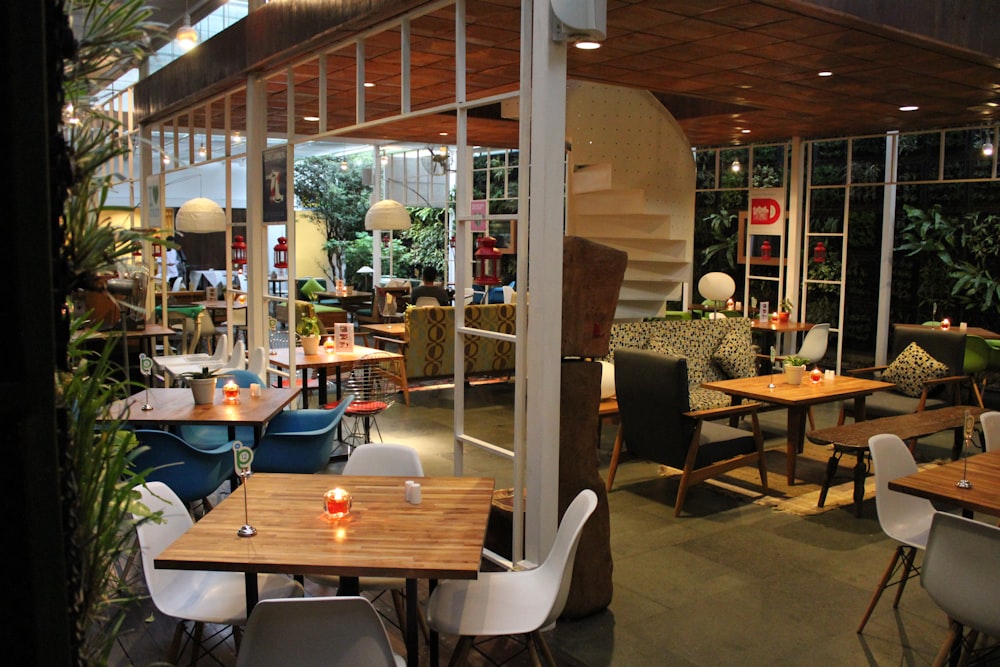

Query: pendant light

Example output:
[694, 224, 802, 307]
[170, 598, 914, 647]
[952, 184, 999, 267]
[176, 2, 198, 51]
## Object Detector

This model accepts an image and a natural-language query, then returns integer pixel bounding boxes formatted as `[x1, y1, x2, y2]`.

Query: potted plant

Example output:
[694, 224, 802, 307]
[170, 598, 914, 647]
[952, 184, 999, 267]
[777, 298, 794, 323]
[296, 306, 323, 355]
[179, 366, 219, 404]
[782, 355, 810, 385]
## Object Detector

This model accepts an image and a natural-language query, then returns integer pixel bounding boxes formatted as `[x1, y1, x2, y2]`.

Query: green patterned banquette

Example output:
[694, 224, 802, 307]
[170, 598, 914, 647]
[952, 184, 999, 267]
[401, 303, 516, 383]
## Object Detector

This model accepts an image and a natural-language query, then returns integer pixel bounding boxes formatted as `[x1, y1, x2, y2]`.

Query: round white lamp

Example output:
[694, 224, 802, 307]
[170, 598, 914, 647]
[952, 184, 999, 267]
[364, 200, 411, 231]
[175, 197, 226, 234]
[698, 272, 736, 318]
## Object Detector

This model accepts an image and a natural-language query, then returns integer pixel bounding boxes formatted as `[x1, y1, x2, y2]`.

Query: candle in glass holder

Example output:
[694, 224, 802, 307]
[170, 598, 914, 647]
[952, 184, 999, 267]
[222, 379, 240, 404]
[324, 336, 336, 353]
[940, 318, 951, 330]
[810, 367, 823, 384]
[324, 488, 352, 518]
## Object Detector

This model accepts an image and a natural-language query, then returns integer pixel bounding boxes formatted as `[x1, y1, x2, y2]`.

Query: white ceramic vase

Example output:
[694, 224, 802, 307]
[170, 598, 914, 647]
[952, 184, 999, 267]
[188, 377, 217, 405]
[784, 365, 806, 385]
[301, 335, 320, 356]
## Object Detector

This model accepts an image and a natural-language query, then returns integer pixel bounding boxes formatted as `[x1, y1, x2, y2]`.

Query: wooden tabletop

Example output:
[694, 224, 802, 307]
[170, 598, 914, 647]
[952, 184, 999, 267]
[889, 450, 1000, 517]
[193, 299, 247, 310]
[88, 322, 175, 339]
[106, 386, 300, 429]
[894, 323, 1000, 340]
[751, 320, 814, 333]
[268, 344, 399, 370]
[807, 406, 988, 450]
[362, 322, 407, 337]
[155, 472, 495, 580]
[702, 373, 895, 407]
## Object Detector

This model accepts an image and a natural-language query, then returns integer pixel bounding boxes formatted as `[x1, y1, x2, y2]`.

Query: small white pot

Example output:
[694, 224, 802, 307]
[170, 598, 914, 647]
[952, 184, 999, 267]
[784, 365, 806, 385]
[188, 377, 217, 404]
[300, 335, 320, 356]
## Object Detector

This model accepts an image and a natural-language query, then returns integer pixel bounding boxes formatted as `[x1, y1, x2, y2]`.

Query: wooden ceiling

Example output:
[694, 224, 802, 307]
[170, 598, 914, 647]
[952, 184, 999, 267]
[160, 0, 1000, 149]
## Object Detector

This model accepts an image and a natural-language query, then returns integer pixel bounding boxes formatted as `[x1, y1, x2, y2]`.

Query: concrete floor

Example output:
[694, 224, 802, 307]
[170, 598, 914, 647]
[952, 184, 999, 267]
[112, 379, 1000, 666]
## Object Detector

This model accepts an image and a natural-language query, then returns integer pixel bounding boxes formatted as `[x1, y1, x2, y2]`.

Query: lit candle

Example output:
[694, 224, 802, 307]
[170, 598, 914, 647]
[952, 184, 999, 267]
[940, 318, 951, 330]
[324, 336, 336, 353]
[222, 379, 240, 404]
[324, 488, 352, 518]
[810, 367, 823, 384]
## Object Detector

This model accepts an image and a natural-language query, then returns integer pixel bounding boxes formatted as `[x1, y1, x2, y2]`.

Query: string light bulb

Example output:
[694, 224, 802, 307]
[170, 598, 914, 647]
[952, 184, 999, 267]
[731, 159, 741, 173]
[983, 142, 994, 157]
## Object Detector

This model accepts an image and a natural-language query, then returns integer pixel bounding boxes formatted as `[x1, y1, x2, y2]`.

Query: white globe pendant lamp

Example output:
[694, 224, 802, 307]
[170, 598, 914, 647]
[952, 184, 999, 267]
[175, 197, 226, 234]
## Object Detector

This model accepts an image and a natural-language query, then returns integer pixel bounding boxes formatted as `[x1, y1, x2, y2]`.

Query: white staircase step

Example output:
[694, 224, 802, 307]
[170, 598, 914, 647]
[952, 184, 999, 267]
[571, 163, 613, 193]
[573, 189, 649, 215]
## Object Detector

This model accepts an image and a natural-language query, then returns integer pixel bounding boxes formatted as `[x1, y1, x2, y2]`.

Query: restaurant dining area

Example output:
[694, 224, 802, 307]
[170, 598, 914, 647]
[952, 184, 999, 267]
[12, 1, 1000, 666]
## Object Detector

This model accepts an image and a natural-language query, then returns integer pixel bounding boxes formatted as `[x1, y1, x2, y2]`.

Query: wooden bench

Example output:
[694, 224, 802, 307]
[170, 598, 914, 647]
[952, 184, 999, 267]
[806, 405, 987, 517]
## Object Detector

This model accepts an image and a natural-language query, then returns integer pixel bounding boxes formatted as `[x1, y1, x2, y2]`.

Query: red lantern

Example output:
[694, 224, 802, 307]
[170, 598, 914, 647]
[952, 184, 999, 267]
[812, 240, 826, 263]
[231, 235, 247, 266]
[152, 236, 163, 259]
[273, 236, 288, 269]
[760, 239, 772, 260]
[473, 235, 502, 286]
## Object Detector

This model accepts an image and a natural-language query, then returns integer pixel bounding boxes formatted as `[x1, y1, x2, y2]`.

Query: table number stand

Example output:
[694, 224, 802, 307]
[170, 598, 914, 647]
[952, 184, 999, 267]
[138, 354, 154, 411]
[957, 410, 974, 489]
[233, 442, 257, 536]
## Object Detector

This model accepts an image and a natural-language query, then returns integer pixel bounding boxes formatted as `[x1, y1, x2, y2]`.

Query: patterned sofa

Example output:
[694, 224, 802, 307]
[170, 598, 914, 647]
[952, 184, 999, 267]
[377, 303, 517, 404]
[604, 317, 757, 410]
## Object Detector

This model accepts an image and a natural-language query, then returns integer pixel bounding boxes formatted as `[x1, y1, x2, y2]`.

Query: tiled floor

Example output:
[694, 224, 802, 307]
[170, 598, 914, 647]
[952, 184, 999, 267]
[111, 380, 1000, 666]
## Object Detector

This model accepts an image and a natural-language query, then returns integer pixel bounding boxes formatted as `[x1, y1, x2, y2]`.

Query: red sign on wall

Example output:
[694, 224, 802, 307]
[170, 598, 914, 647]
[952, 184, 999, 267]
[748, 188, 785, 233]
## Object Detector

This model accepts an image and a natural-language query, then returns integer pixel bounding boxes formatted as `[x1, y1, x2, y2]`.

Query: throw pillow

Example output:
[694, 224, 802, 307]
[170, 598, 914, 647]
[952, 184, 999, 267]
[648, 334, 711, 384]
[300, 278, 325, 301]
[881, 342, 949, 397]
[712, 330, 756, 379]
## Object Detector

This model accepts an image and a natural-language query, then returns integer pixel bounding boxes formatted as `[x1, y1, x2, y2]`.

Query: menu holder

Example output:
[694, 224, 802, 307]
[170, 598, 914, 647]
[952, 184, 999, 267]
[334, 322, 353, 352]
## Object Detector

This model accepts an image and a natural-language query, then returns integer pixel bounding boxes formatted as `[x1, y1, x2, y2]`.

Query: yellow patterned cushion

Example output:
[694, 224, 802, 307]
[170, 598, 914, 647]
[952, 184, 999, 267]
[881, 342, 948, 397]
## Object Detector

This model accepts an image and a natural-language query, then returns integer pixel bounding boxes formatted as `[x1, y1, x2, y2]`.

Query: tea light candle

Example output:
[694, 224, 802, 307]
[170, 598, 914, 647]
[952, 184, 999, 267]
[940, 318, 951, 330]
[222, 379, 240, 404]
[824, 369, 836, 382]
[324, 488, 352, 518]
[249, 383, 262, 398]
[324, 337, 336, 353]
[810, 367, 823, 383]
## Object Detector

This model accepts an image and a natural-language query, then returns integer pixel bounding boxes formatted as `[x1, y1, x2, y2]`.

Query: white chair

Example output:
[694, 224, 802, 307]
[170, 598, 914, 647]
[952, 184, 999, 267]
[235, 596, 404, 667]
[309, 444, 425, 637]
[217, 339, 246, 371]
[856, 434, 936, 633]
[413, 296, 440, 307]
[793, 323, 830, 363]
[246, 345, 268, 384]
[922, 512, 1000, 667]
[980, 410, 999, 452]
[502, 285, 515, 304]
[426, 489, 598, 667]
[131, 482, 303, 664]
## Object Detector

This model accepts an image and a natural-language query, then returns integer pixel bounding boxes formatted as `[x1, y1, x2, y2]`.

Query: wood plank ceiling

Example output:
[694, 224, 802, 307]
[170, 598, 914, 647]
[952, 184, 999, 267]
[173, 0, 1000, 150]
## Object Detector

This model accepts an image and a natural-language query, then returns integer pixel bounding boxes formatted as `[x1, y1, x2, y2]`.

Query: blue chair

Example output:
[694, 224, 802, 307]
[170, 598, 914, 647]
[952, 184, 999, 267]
[131, 430, 236, 507]
[251, 397, 354, 474]
[178, 370, 263, 448]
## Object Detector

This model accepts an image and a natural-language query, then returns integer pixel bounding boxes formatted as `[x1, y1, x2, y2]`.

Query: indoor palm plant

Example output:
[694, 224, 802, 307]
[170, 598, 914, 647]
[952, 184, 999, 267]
[55, 1, 163, 664]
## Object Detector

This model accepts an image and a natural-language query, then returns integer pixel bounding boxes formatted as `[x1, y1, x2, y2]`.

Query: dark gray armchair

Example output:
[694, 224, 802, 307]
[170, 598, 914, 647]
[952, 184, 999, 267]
[839, 325, 972, 424]
[610, 348, 768, 517]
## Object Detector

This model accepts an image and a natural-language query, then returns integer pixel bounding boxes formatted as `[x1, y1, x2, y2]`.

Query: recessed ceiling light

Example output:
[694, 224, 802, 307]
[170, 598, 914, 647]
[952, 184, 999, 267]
[987, 102, 1000, 108]
[439, 132, 448, 136]
[363, 82, 375, 88]
[899, 105, 919, 112]
[818, 71, 833, 77]
[741, 129, 751, 134]
[574, 41, 601, 50]
[303, 116, 320, 122]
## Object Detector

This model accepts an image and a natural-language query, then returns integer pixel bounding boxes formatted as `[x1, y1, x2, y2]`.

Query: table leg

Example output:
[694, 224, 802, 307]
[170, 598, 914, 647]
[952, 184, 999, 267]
[406, 578, 419, 667]
[818, 448, 842, 507]
[318, 368, 328, 407]
[429, 579, 439, 667]
[244, 572, 259, 612]
[786, 407, 808, 485]
[852, 449, 867, 518]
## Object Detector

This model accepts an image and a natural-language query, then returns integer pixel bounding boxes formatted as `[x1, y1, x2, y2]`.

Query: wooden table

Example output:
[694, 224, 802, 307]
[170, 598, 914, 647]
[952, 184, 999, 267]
[107, 386, 300, 443]
[269, 345, 403, 407]
[155, 472, 495, 667]
[889, 450, 1000, 518]
[702, 374, 895, 484]
[751, 319, 814, 358]
[807, 406, 987, 516]
[363, 322, 408, 349]
[895, 323, 1000, 340]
